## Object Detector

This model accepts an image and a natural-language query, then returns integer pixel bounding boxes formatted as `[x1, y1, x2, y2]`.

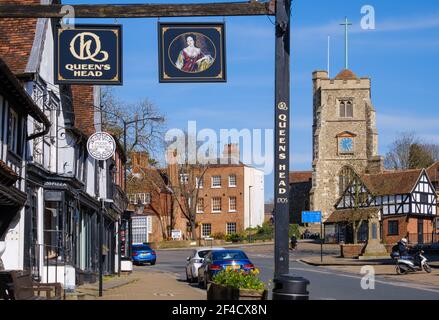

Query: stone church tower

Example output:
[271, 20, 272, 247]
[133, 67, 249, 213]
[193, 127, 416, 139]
[309, 69, 384, 221]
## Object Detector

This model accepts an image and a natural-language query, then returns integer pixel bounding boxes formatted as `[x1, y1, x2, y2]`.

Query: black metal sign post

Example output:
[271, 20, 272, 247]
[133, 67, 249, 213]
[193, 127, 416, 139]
[272, 0, 310, 300]
[273, 0, 291, 279]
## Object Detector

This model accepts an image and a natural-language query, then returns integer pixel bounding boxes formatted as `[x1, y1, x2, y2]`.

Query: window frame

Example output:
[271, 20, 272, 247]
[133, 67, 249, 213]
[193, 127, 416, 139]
[387, 220, 399, 236]
[7, 107, 20, 155]
[211, 175, 221, 188]
[228, 175, 237, 187]
[339, 99, 354, 118]
[211, 197, 222, 213]
[228, 196, 237, 212]
[202, 223, 212, 238]
[226, 222, 237, 235]
[196, 197, 204, 213]
[196, 176, 204, 189]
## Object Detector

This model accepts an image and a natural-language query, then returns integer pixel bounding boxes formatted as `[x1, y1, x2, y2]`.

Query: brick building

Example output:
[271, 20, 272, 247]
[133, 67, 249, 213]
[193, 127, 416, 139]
[168, 144, 264, 240]
[127, 152, 172, 244]
[127, 144, 265, 242]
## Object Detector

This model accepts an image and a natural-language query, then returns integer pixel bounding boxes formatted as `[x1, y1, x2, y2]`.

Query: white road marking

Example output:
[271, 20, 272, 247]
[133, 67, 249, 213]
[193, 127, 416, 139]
[291, 262, 439, 294]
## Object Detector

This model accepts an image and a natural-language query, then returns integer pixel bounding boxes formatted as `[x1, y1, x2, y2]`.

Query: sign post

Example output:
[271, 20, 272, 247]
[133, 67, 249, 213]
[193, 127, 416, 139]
[302, 211, 323, 262]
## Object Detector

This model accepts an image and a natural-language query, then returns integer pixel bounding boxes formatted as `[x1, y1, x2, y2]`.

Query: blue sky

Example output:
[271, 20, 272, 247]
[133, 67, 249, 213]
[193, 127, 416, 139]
[67, 0, 439, 200]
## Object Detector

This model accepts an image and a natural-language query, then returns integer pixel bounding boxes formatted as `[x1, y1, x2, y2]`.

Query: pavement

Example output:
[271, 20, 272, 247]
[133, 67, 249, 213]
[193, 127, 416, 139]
[75, 270, 206, 300]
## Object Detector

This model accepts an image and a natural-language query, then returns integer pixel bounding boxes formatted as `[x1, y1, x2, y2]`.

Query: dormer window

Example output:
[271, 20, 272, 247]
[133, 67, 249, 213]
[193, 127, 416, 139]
[339, 100, 353, 118]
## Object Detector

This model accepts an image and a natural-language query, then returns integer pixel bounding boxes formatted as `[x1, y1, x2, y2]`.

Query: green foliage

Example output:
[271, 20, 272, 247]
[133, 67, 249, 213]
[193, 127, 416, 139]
[288, 224, 301, 238]
[256, 222, 274, 235]
[212, 269, 265, 290]
[225, 233, 245, 243]
[408, 143, 434, 169]
[212, 232, 226, 240]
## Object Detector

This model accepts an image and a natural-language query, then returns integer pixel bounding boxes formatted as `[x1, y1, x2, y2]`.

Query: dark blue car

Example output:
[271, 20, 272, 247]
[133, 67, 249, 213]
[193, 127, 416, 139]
[197, 249, 255, 289]
[132, 244, 156, 265]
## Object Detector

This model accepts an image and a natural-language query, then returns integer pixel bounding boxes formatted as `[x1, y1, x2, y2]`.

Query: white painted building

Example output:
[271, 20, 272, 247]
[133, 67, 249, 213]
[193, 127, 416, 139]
[0, 14, 127, 290]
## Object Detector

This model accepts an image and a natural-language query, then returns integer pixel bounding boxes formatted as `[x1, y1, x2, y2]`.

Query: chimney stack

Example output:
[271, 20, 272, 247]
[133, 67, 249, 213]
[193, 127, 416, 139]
[222, 143, 240, 164]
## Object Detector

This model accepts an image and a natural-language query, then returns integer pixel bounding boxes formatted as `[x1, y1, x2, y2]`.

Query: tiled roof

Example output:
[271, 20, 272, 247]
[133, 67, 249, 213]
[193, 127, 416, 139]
[334, 69, 358, 80]
[360, 169, 422, 196]
[289, 171, 312, 184]
[326, 207, 380, 223]
[427, 161, 439, 183]
[130, 167, 169, 193]
[0, 0, 40, 75]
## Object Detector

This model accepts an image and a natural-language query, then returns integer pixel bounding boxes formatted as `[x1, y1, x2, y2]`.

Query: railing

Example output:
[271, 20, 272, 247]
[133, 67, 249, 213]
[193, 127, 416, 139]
[407, 233, 439, 245]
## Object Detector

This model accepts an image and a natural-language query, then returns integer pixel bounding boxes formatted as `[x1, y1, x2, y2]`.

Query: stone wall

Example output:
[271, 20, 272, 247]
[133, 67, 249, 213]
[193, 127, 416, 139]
[310, 70, 382, 222]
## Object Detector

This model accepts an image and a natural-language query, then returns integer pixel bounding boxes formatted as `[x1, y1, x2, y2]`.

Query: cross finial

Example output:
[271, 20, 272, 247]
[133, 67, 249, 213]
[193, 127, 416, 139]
[340, 17, 352, 69]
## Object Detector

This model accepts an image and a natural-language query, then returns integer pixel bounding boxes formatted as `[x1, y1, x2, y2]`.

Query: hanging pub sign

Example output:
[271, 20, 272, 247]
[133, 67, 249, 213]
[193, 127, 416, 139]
[55, 24, 123, 85]
[158, 22, 226, 83]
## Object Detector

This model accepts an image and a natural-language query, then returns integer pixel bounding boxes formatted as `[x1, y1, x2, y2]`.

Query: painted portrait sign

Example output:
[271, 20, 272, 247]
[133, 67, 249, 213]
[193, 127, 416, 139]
[55, 24, 123, 85]
[158, 23, 226, 83]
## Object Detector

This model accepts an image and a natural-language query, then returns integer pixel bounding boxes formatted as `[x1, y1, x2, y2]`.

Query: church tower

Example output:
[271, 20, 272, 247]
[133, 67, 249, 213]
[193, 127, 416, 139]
[309, 69, 384, 221]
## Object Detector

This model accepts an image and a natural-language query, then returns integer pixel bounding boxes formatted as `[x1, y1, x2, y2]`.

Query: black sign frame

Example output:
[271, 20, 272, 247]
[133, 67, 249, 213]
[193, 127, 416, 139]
[158, 22, 226, 83]
[54, 24, 123, 85]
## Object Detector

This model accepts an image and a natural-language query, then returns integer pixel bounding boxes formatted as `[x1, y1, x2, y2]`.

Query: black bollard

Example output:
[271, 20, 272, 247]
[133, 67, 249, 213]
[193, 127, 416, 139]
[272, 274, 310, 300]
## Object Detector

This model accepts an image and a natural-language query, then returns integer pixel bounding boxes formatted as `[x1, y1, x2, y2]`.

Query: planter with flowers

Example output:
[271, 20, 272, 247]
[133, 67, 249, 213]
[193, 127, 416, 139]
[207, 269, 268, 300]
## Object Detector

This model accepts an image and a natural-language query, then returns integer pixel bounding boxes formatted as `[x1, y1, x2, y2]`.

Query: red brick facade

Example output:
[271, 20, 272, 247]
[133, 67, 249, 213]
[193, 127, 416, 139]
[71, 86, 96, 136]
[128, 152, 172, 243]
[382, 216, 435, 245]
[191, 165, 245, 238]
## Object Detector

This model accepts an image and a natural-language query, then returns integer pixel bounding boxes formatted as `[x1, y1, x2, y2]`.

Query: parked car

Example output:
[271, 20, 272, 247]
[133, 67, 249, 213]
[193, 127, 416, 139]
[132, 243, 156, 265]
[197, 249, 255, 289]
[185, 247, 225, 283]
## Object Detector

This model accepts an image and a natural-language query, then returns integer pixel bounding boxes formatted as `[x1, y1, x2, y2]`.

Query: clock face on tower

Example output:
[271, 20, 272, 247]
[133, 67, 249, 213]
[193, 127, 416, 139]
[340, 137, 354, 153]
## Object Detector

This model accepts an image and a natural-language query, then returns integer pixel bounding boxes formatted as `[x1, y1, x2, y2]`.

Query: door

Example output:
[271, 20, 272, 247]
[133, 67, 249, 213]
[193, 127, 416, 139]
[418, 219, 424, 244]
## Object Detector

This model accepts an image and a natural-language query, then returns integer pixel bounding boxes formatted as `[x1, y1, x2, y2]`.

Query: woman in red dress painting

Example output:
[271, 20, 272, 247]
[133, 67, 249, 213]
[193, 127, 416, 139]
[175, 34, 213, 73]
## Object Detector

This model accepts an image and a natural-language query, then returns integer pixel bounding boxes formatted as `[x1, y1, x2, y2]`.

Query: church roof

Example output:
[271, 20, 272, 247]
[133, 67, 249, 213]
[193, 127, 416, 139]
[360, 169, 423, 196]
[334, 69, 358, 80]
[289, 171, 312, 184]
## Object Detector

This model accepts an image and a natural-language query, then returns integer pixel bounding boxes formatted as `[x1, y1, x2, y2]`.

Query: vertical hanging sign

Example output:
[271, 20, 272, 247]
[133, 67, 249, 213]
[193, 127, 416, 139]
[274, 0, 291, 278]
[55, 24, 123, 85]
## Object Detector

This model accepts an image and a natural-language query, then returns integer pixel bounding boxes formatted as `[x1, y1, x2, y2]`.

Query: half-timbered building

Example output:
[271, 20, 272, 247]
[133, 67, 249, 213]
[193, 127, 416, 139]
[0, 56, 50, 271]
[326, 169, 437, 245]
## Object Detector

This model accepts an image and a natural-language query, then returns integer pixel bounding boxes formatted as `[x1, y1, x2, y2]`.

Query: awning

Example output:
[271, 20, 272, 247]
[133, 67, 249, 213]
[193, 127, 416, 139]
[325, 207, 380, 224]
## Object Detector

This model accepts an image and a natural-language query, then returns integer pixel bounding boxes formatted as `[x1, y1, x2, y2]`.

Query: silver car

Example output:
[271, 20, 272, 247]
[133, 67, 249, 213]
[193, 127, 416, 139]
[185, 247, 225, 283]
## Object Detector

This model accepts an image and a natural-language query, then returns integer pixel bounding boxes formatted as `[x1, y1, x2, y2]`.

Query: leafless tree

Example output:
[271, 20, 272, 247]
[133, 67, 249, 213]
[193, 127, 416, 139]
[127, 166, 171, 240]
[384, 132, 439, 170]
[166, 132, 213, 240]
[100, 87, 166, 163]
[384, 132, 418, 170]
